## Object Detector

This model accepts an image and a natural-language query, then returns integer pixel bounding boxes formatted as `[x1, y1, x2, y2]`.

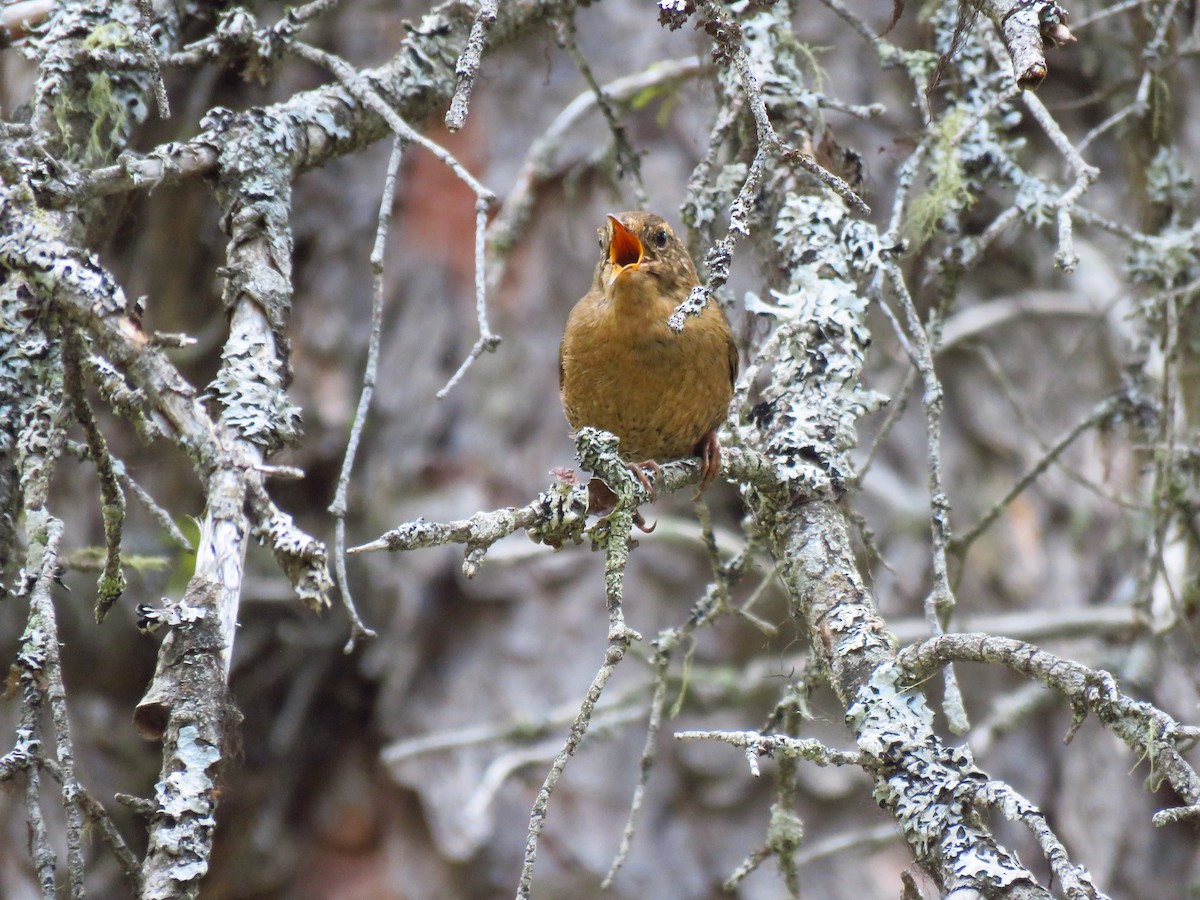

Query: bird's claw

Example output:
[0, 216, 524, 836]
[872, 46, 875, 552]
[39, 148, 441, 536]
[628, 460, 663, 500]
[695, 430, 722, 496]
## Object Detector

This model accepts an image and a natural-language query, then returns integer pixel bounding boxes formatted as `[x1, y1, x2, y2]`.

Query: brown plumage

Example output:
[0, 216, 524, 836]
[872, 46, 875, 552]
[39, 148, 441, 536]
[559, 211, 737, 505]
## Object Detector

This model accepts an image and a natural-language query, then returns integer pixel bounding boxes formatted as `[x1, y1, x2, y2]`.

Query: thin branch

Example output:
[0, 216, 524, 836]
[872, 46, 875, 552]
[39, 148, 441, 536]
[973, 346, 1142, 511]
[25, 755, 55, 898]
[669, 148, 768, 331]
[857, 365, 917, 481]
[63, 330, 127, 622]
[1073, 0, 1152, 29]
[19, 511, 87, 899]
[973, 780, 1104, 899]
[556, 12, 647, 206]
[602, 569, 741, 888]
[949, 393, 1127, 559]
[349, 445, 778, 570]
[284, 40, 501, 398]
[42, 758, 143, 895]
[700, 0, 870, 215]
[328, 138, 406, 650]
[436, 197, 501, 398]
[882, 261, 968, 732]
[382, 682, 652, 766]
[516, 430, 646, 898]
[134, 0, 170, 118]
[600, 641, 676, 890]
[445, 0, 499, 131]
[287, 41, 494, 200]
[674, 730, 867, 775]
[487, 57, 706, 295]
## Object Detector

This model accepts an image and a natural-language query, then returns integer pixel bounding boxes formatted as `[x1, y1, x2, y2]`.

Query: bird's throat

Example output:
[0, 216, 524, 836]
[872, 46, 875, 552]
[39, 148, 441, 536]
[605, 270, 679, 324]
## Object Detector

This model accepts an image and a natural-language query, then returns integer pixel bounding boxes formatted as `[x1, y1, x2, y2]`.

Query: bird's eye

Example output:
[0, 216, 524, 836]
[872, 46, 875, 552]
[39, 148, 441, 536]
[653, 230, 668, 249]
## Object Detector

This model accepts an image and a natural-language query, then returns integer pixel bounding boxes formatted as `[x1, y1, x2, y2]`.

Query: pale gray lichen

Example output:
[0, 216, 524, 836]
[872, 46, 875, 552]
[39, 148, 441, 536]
[202, 106, 307, 451]
[157, 726, 220, 818]
[135, 595, 208, 634]
[524, 479, 590, 550]
[251, 506, 333, 611]
[210, 330, 303, 449]
[147, 723, 220, 884]
[1127, 225, 1200, 293]
[0, 200, 134, 320]
[1, 285, 49, 563]
[737, 8, 819, 118]
[742, 196, 886, 497]
[1145, 147, 1195, 213]
[849, 664, 1033, 889]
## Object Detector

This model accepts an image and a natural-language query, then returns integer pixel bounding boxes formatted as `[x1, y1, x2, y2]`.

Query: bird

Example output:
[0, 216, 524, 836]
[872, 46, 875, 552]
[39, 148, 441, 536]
[559, 211, 738, 519]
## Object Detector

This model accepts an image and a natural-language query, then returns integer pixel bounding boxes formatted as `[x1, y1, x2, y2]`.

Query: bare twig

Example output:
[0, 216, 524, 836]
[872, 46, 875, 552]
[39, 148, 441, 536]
[602, 570, 742, 888]
[42, 758, 143, 895]
[556, 12, 647, 206]
[487, 57, 706, 295]
[600, 640, 677, 890]
[882, 261, 968, 732]
[383, 682, 652, 766]
[328, 138, 407, 650]
[285, 40, 500, 399]
[949, 394, 1127, 559]
[436, 197, 501, 398]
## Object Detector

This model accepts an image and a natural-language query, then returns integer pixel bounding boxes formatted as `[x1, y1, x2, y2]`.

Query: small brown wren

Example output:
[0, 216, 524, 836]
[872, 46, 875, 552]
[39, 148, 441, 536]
[559, 211, 737, 512]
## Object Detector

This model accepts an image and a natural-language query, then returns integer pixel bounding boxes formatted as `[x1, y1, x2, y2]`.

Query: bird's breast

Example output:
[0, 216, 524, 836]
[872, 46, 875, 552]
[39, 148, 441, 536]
[560, 295, 733, 463]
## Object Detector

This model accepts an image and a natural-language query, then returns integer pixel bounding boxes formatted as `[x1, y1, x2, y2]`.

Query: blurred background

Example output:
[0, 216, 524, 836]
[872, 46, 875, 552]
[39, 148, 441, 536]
[2, 0, 1199, 896]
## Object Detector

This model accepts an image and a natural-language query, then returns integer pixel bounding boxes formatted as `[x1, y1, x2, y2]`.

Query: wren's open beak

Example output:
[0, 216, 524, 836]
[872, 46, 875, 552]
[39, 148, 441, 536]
[607, 215, 643, 274]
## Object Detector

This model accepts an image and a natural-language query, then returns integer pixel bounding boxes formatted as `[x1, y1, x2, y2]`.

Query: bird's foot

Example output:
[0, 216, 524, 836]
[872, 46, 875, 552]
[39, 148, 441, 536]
[695, 430, 722, 495]
[628, 460, 663, 500]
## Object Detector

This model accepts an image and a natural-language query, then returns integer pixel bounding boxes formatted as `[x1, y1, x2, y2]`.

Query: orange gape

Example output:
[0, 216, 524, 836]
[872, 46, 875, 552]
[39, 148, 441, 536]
[559, 211, 737, 515]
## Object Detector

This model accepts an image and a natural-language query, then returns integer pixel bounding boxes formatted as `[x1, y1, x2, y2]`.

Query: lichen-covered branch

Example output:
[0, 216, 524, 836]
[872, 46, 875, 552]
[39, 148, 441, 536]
[896, 633, 1200, 818]
[62, 329, 127, 622]
[675, 730, 868, 775]
[444, 0, 499, 131]
[349, 443, 777, 576]
[695, 3, 1073, 892]
[36, 0, 585, 207]
[515, 429, 646, 899]
[17, 511, 89, 899]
